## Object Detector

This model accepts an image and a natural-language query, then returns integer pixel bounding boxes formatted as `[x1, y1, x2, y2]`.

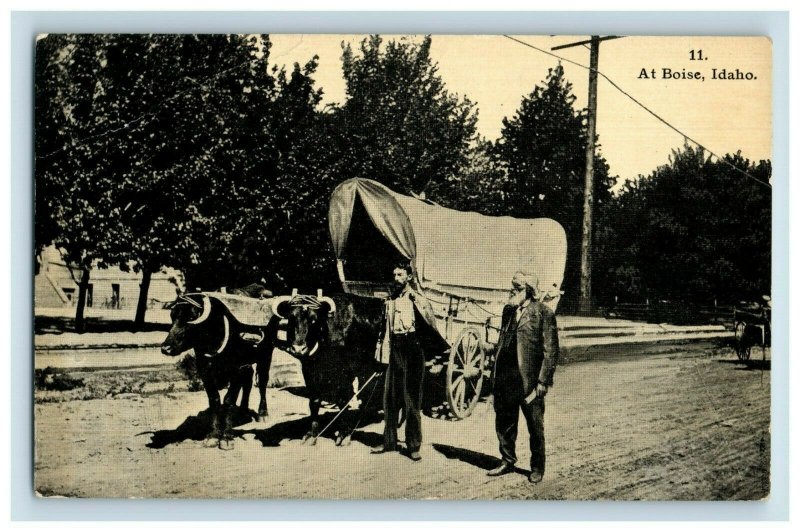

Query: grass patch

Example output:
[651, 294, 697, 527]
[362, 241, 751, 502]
[176, 354, 203, 391]
[34, 366, 189, 404]
[34, 367, 84, 391]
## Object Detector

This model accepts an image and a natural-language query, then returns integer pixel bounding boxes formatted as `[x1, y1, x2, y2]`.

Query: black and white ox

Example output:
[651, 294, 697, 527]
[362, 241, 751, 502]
[161, 293, 280, 449]
[273, 293, 385, 445]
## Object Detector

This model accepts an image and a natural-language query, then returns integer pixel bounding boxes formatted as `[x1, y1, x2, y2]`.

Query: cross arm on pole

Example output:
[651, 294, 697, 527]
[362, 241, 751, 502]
[551, 35, 624, 51]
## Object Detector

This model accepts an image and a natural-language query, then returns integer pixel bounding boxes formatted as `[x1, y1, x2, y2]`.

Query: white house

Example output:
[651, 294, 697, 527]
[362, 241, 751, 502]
[35, 246, 180, 311]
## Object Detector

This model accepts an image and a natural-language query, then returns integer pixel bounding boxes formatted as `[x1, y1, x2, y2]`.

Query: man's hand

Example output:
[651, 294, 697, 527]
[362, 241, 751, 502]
[524, 383, 549, 404]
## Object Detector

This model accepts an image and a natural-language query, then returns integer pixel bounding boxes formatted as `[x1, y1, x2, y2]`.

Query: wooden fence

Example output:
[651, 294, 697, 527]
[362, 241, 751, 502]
[598, 301, 736, 326]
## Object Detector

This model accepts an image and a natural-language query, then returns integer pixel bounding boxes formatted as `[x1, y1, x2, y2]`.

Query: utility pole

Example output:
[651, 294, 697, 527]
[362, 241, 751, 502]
[551, 35, 621, 315]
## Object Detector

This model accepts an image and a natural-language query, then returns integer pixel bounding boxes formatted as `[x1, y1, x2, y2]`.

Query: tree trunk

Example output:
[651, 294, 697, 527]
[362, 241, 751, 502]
[134, 268, 153, 330]
[75, 267, 90, 333]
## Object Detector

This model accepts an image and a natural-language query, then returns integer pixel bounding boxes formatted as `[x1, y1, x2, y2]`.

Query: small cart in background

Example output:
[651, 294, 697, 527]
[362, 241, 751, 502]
[733, 297, 771, 361]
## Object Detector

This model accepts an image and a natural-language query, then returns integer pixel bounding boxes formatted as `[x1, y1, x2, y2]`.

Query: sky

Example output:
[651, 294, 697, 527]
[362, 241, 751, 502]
[267, 34, 772, 187]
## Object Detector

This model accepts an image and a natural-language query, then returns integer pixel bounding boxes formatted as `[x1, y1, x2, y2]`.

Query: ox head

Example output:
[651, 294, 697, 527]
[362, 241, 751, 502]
[273, 294, 336, 359]
[161, 293, 214, 356]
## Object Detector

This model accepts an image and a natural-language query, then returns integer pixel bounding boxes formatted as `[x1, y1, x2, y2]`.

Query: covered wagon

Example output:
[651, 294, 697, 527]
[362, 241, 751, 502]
[328, 178, 567, 418]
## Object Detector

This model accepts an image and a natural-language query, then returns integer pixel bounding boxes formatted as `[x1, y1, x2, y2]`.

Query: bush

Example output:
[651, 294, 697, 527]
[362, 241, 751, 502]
[176, 354, 203, 392]
[34, 367, 85, 391]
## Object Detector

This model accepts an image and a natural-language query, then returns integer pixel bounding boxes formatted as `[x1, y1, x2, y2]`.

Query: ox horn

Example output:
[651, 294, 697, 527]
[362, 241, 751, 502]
[270, 295, 293, 319]
[319, 296, 337, 314]
[187, 295, 211, 325]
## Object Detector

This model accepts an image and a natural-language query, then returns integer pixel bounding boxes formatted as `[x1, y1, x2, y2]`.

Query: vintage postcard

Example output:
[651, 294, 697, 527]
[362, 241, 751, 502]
[33, 34, 772, 500]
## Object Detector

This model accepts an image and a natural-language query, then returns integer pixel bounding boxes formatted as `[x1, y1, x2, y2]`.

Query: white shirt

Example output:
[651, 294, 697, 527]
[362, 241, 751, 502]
[392, 289, 416, 334]
[515, 298, 532, 323]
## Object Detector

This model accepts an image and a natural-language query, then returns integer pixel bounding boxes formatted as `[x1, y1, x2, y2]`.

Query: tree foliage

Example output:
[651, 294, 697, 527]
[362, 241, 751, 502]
[335, 35, 478, 196]
[595, 146, 771, 305]
[35, 34, 330, 323]
[184, 57, 340, 293]
[440, 65, 615, 311]
[35, 34, 771, 325]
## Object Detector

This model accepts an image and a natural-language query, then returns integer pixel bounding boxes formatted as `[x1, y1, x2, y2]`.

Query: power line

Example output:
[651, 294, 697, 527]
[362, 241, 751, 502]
[502, 35, 771, 190]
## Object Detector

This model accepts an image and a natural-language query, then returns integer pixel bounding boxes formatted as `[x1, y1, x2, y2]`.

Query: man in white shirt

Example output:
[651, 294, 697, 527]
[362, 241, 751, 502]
[371, 262, 444, 461]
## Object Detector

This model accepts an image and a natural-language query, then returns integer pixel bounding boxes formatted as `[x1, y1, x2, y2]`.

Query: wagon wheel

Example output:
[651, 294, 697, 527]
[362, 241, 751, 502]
[734, 321, 752, 361]
[446, 327, 485, 419]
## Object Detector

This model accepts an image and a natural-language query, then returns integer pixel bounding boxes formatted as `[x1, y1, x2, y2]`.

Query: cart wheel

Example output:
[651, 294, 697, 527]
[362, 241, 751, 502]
[446, 327, 485, 419]
[734, 321, 752, 361]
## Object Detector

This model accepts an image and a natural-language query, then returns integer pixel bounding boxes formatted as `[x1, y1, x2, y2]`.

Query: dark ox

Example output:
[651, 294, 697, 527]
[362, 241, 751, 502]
[161, 293, 280, 449]
[276, 293, 385, 445]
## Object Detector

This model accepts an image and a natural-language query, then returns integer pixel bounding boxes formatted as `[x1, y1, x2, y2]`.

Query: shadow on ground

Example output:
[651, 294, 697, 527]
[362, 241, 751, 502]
[433, 443, 534, 477]
[717, 359, 771, 371]
[144, 406, 384, 449]
[144, 407, 258, 448]
[235, 409, 384, 447]
[432, 443, 500, 471]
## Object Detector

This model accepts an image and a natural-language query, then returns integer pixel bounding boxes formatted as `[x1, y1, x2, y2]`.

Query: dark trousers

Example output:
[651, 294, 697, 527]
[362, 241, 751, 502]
[493, 352, 546, 474]
[383, 333, 425, 451]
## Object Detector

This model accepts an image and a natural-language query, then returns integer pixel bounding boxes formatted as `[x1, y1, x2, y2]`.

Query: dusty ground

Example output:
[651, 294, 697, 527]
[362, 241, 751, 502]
[34, 342, 770, 500]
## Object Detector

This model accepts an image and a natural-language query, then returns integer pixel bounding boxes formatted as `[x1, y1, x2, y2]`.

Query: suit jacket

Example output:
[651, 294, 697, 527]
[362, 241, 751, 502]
[495, 299, 560, 396]
[376, 287, 449, 364]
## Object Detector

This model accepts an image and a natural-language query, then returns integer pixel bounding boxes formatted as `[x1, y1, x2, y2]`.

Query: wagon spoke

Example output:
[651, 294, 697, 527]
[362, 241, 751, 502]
[456, 345, 467, 367]
[455, 380, 466, 408]
[467, 347, 482, 369]
[462, 378, 474, 402]
[461, 334, 471, 358]
[447, 327, 486, 419]
[465, 334, 478, 360]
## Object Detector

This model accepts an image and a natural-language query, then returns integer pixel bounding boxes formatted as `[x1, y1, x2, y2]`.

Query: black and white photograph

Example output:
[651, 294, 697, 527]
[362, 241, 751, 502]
[32, 33, 772, 500]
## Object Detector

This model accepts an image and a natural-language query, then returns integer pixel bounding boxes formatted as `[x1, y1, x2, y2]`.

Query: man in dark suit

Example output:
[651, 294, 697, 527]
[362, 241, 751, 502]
[488, 272, 560, 483]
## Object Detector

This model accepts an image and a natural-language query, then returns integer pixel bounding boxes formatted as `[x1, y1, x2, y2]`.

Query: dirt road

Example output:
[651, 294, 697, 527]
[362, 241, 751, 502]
[34, 342, 770, 500]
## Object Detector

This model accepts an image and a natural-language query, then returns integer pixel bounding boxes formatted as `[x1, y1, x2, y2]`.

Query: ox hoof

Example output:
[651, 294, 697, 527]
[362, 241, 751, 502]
[258, 407, 269, 418]
[218, 439, 235, 451]
[303, 435, 318, 446]
[335, 433, 351, 447]
[204, 437, 220, 448]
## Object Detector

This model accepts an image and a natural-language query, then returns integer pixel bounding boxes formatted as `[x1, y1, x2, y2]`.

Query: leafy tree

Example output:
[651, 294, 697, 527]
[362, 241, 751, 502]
[429, 137, 508, 212]
[182, 57, 341, 293]
[35, 35, 130, 331]
[34, 34, 72, 263]
[596, 145, 771, 305]
[491, 64, 615, 311]
[35, 34, 332, 326]
[335, 35, 478, 196]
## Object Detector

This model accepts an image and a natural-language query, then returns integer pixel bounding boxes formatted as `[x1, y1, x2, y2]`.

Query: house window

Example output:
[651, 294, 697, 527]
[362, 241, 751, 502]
[62, 287, 75, 303]
[86, 284, 94, 308]
[111, 284, 120, 309]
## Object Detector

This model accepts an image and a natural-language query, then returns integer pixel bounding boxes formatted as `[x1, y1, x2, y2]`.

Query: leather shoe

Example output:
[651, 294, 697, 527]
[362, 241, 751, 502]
[486, 461, 514, 477]
[528, 470, 544, 484]
[370, 445, 397, 454]
[408, 450, 422, 461]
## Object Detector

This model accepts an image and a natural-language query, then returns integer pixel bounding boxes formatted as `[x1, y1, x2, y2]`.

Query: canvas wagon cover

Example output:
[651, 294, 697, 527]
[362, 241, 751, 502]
[329, 178, 567, 302]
